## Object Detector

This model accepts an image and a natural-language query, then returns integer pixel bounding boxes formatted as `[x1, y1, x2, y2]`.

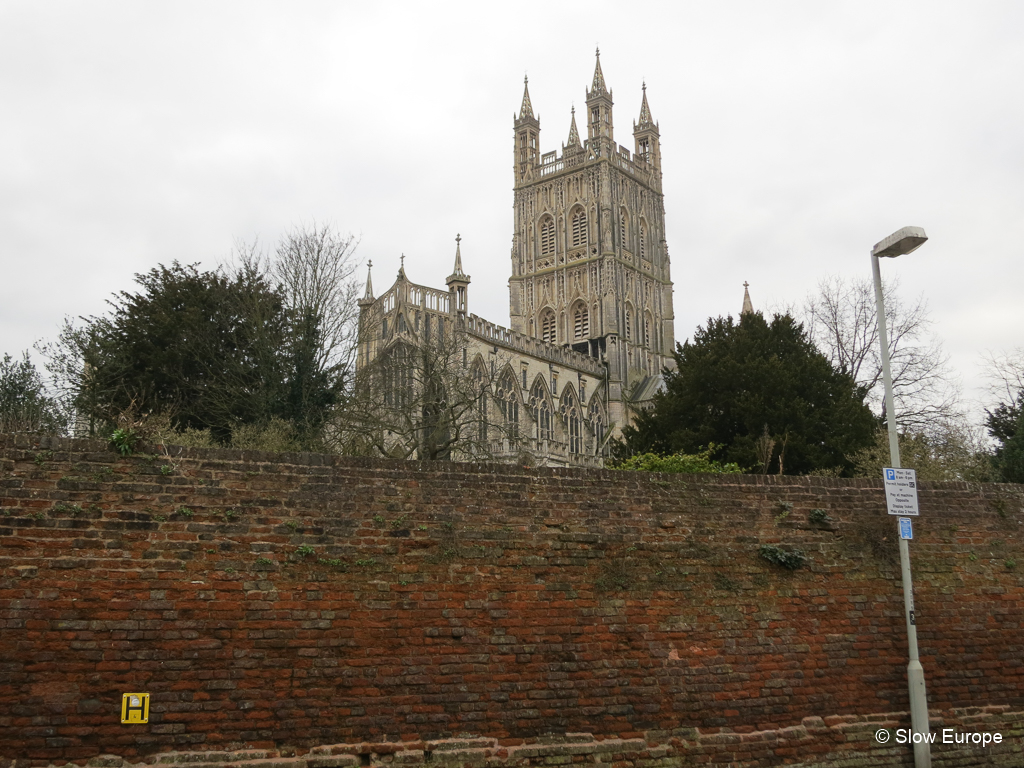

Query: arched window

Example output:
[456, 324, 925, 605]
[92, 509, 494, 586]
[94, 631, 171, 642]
[571, 209, 588, 248]
[530, 380, 552, 441]
[573, 304, 589, 339]
[496, 373, 520, 439]
[471, 358, 488, 443]
[540, 218, 555, 256]
[589, 399, 606, 456]
[639, 220, 647, 261]
[568, 409, 582, 454]
[540, 309, 556, 344]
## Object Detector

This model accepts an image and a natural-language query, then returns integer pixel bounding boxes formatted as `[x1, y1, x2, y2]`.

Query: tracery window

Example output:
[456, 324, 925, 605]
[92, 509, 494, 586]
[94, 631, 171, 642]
[573, 304, 589, 339]
[540, 309, 556, 344]
[496, 374, 520, 439]
[530, 380, 552, 441]
[540, 218, 555, 256]
[571, 209, 588, 248]
[568, 410, 582, 454]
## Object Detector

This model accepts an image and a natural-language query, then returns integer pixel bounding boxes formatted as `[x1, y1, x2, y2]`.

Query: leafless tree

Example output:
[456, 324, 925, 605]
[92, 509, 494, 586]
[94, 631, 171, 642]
[233, 222, 362, 373]
[799, 275, 960, 434]
[980, 346, 1024, 406]
[331, 320, 512, 461]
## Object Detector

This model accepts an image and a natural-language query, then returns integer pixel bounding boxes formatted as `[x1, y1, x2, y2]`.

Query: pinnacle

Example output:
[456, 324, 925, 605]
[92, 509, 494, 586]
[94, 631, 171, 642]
[519, 75, 534, 120]
[637, 83, 653, 128]
[591, 48, 607, 95]
[567, 106, 581, 148]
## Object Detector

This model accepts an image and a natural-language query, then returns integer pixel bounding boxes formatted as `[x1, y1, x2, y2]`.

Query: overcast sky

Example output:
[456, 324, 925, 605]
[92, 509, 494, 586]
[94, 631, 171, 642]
[2, 1, 1022, 421]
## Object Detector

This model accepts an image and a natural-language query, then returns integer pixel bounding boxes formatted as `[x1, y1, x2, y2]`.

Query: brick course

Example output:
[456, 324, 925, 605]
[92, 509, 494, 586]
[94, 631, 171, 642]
[1, 434, 1022, 766]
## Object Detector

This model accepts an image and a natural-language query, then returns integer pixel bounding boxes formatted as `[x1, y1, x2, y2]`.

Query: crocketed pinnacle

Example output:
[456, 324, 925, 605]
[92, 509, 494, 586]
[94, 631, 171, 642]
[637, 81, 653, 128]
[363, 260, 374, 300]
[741, 281, 754, 315]
[567, 106, 581, 147]
[452, 234, 466, 278]
[591, 47, 607, 94]
[519, 75, 534, 119]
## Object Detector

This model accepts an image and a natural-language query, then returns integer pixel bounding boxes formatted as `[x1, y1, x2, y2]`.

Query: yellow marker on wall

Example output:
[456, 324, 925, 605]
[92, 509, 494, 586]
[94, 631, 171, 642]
[120, 692, 150, 724]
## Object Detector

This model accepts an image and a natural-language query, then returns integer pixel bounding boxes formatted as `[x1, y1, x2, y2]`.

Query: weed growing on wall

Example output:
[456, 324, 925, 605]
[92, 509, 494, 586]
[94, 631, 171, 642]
[758, 544, 807, 570]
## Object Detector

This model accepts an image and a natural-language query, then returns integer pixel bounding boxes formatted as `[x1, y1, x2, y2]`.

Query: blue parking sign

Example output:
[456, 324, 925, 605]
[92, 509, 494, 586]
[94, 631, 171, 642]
[898, 517, 913, 540]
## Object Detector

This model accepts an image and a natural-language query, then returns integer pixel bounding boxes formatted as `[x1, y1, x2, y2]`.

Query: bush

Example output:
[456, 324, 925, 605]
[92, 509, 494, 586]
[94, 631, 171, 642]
[610, 447, 742, 474]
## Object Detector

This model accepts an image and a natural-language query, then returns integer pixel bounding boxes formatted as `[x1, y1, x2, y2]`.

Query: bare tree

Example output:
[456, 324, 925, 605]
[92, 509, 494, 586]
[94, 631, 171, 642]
[800, 275, 960, 433]
[234, 222, 362, 373]
[332, 320, 511, 461]
[981, 346, 1024, 407]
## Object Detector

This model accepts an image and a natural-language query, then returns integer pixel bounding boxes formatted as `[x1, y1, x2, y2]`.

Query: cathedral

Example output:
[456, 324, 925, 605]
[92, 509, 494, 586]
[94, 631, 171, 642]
[355, 52, 675, 467]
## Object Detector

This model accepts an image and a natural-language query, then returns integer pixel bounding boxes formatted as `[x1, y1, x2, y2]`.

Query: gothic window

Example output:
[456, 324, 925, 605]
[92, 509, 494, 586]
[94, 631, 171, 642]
[589, 399, 606, 455]
[383, 343, 412, 408]
[540, 217, 555, 256]
[644, 312, 653, 348]
[540, 309, 556, 344]
[572, 303, 589, 339]
[624, 307, 632, 341]
[530, 380, 552, 441]
[619, 210, 627, 250]
[471, 358, 488, 443]
[496, 373, 520, 439]
[571, 209, 588, 248]
[568, 410, 582, 454]
[639, 220, 647, 261]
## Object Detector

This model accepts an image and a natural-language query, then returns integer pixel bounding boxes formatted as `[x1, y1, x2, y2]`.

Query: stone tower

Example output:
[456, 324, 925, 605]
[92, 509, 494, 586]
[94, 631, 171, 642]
[508, 50, 675, 429]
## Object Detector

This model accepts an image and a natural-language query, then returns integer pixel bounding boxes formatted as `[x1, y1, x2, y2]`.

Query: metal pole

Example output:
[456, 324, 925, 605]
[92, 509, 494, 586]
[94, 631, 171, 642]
[872, 253, 931, 768]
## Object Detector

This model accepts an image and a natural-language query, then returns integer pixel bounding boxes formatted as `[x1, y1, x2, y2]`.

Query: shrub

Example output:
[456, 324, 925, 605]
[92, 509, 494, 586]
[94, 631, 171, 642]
[610, 447, 742, 474]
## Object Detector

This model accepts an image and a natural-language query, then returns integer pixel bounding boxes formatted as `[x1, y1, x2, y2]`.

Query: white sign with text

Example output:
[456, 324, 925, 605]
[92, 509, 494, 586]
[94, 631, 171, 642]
[883, 467, 919, 516]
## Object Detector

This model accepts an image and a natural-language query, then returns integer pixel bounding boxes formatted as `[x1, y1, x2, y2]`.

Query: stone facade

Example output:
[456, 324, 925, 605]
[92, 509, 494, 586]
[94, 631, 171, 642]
[355, 53, 674, 467]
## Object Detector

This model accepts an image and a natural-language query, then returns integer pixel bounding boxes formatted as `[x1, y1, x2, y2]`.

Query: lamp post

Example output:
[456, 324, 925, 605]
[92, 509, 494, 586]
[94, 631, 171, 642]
[871, 226, 931, 768]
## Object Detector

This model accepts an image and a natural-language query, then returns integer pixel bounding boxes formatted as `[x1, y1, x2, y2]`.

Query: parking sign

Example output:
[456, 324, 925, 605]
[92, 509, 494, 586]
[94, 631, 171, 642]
[883, 468, 919, 516]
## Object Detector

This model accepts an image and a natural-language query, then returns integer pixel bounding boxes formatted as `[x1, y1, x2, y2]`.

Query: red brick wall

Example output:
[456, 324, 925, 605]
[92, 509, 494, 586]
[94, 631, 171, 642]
[1, 434, 1022, 765]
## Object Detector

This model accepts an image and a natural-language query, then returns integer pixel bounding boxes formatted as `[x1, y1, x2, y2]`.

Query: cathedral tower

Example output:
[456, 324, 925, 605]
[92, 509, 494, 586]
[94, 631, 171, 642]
[508, 51, 675, 428]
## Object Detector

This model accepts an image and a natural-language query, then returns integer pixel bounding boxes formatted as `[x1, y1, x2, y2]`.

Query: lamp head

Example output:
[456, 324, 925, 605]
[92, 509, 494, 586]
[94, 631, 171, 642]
[872, 226, 928, 258]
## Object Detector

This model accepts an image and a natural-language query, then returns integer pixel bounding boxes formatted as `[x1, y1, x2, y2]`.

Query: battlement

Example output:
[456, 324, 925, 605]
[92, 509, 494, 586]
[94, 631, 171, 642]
[537, 140, 658, 187]
[465, 313, 605, 376]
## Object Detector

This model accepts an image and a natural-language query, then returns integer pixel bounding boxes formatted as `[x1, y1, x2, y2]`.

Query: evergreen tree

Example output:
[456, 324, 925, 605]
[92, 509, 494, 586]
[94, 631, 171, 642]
[986, 391, 1024, 483]
[617, 312, 877, 475]
[64, 262, 344, 448]
[0, 352, 67, 434]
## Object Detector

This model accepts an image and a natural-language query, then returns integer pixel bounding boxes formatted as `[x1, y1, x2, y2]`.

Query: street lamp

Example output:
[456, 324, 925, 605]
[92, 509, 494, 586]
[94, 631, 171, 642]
[871, 225, 931, 768]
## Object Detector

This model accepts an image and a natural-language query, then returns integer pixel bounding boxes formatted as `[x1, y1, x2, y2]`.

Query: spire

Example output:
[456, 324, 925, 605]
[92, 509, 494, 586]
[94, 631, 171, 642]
[566, 105, 581, 148]
[446, 234, 470, 316]
[363, 260, 374, 300]
[637, 81, 653, 128]
[398, 253, 406, 280]
[519, 75, 534, 119]
[451, 233, 466, 278]
[741, 281, 754, 315]
[591, 47, 607, 95]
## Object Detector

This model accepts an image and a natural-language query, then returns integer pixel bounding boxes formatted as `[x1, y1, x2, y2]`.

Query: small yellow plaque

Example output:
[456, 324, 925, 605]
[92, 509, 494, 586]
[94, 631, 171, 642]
[120, 692, 150, 724]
